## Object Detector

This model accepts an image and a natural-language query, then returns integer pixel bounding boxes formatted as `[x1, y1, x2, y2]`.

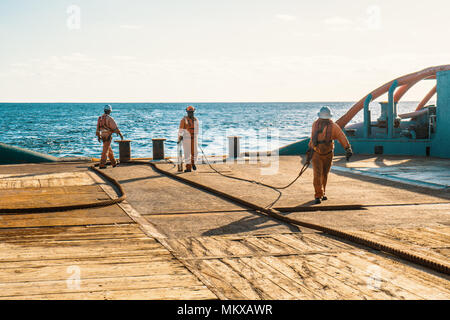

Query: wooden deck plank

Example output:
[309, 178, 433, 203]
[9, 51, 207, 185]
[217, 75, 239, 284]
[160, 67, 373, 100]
[240, 237, 295, 255]
[278, 255, 362, 300]
[0, 242, 170, 262]
[0, 274, 204, 298]
[0, 186, 111, 209]
[338, 251, 450, 299]
[0, 172, 95, 190]
[0, 254, 174, 269]
[206, 237, 256, 257]
[2, 286, 216, 300]
[259, 256, 330, 299]
[188, 260, 250, 300]
[0, 208, 133, 229]
[0, 260, 195, 284]
[240, 257, 317, 300]
[197, 259, 270, 300]
[374, 227, 450, 247]
[0, 224, 145, 242]
[268, 233, 329, 253]
[310, 252, 413, 299]
[221, 258, 296, 300]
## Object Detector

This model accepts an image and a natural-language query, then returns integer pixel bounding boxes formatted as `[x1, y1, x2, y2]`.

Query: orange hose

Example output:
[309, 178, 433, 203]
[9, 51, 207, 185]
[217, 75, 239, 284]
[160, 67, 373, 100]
[416, 85, 437, 111]
[336, 65, 450, 128]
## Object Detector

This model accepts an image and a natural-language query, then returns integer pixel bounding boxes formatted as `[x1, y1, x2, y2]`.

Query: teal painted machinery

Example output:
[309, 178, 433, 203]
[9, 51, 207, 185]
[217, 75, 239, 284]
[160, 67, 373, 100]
[279, 66, 450, 158]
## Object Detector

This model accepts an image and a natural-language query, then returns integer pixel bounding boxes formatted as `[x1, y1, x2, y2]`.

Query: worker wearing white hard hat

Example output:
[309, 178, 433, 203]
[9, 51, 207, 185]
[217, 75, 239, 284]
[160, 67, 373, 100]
[307, 106, 352, 204]
[96, 105, 124, 169]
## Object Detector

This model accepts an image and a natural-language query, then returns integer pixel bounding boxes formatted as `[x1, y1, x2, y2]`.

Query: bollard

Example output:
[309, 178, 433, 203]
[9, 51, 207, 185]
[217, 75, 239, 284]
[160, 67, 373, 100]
[115, 140, 131, 163]
[152, 138, 166, 160]
[228, 136, 241, 159]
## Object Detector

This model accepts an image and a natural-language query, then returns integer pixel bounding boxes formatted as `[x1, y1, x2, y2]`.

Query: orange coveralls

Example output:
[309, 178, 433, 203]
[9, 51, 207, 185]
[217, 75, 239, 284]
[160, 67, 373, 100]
[178, 116, 198, 170]
[308, 119, 350, 199]
[96, 114, 120, 167]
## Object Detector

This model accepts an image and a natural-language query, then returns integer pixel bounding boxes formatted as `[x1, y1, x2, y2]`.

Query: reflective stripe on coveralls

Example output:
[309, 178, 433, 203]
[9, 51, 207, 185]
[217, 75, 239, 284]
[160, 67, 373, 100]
[309, 119, 350, 199]
[179, 116, 198, 170]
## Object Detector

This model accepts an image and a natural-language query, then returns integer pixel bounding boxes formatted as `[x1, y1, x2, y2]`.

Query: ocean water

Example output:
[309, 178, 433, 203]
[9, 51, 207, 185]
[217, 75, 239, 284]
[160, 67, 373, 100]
[0, 102, 419, 158]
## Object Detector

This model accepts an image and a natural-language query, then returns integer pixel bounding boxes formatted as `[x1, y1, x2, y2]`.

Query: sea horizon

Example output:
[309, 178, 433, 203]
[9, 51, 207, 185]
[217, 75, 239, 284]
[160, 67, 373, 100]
[0, 101, 427, 158]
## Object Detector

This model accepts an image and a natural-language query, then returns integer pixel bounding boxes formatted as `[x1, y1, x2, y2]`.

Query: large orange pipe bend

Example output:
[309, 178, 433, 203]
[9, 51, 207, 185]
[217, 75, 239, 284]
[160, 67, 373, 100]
[416, 85, 437, 111]
[394, 74, 436, 103]
[336, 65, 450, 128]
[394, 80, 420, 103]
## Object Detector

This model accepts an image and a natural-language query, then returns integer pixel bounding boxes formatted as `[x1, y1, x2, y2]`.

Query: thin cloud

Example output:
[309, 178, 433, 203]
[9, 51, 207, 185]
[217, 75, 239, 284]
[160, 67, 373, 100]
[112, 55, 136, 61]
[275, 14, 296, 21]
[119, 24, 143, 30]
[323, 16, 354, 26]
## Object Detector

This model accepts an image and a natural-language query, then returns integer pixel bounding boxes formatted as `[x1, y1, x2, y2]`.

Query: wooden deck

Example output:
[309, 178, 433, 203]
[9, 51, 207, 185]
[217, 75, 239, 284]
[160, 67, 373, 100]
[0, 163, 215, 300]
[0, 157, 449, 299]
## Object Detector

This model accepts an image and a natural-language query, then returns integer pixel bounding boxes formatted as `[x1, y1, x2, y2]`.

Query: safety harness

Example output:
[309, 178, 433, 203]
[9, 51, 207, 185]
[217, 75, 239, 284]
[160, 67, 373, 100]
[98, 114, 115, 141]
[312, 120, 333, 155]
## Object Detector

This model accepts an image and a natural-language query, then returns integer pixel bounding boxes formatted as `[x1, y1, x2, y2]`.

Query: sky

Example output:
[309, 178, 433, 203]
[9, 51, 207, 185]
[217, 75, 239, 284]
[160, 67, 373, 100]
[0, 0, 448, 102]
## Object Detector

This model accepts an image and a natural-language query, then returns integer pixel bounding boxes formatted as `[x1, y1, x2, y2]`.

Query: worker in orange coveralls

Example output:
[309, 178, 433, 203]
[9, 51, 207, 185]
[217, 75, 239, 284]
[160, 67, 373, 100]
[96, 105, 123, 169]
[307, 107, 353, 204]
[178, 106, 199, 172]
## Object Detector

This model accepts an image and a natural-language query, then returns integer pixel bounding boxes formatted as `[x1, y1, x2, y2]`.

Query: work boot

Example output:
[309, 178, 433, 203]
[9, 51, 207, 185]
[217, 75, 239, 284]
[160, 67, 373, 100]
[184, 168, 192, 173]
[314, 198, 321, 204]
[322, 196, 328, 201]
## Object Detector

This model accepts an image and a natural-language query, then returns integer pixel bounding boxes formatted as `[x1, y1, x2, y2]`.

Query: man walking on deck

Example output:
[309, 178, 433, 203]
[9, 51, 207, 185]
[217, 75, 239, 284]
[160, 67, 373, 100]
[307, 107, 353, 204]
[96, 105, 124, 169]
[178, 106, 199, 173]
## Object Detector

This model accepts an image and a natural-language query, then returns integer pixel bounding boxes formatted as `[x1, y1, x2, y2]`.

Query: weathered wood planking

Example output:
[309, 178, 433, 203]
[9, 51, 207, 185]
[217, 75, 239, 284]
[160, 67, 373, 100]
[348, 226, 450, 268]
[0, 274, 205, 298]
[0, 172, 96, 189]
[162, 232, 450, 300]
[0, 165, 218, 300]
[333, 251, 450, 299]
[0, 223, 217, 300]
[0, 209, 133, 229]
[0, 224, 146, 242]
[2, 286, 215, 300]
[0, 185, 111, 209]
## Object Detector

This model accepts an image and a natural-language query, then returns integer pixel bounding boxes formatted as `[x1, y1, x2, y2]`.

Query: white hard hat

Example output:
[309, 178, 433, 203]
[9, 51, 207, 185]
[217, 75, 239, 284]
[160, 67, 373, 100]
[318, 106, 332, 119]
[104, 104, 112, 112]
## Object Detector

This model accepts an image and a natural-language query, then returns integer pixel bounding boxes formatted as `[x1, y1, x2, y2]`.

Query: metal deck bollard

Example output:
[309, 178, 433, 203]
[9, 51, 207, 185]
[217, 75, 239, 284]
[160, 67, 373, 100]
[115, 140, 132, 163]
[228, 136, 241, 159]
[152, 138, 166, 160]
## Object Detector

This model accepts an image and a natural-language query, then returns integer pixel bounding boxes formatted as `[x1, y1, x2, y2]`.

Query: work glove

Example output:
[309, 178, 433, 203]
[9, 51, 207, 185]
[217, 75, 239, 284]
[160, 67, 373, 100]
[345, 147, 353, 161]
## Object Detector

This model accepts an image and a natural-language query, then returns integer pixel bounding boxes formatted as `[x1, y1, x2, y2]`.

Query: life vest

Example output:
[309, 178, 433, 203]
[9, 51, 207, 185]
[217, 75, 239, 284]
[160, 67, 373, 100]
[312, 120, 333, 155]
[98, 114, 114, 139]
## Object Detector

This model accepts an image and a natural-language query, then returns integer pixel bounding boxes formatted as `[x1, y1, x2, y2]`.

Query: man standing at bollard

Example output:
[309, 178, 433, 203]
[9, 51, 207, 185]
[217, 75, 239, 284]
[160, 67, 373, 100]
[308, 106, 353, 204]
[178, 106, 199, 172]
[96, 104, 124, 169]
